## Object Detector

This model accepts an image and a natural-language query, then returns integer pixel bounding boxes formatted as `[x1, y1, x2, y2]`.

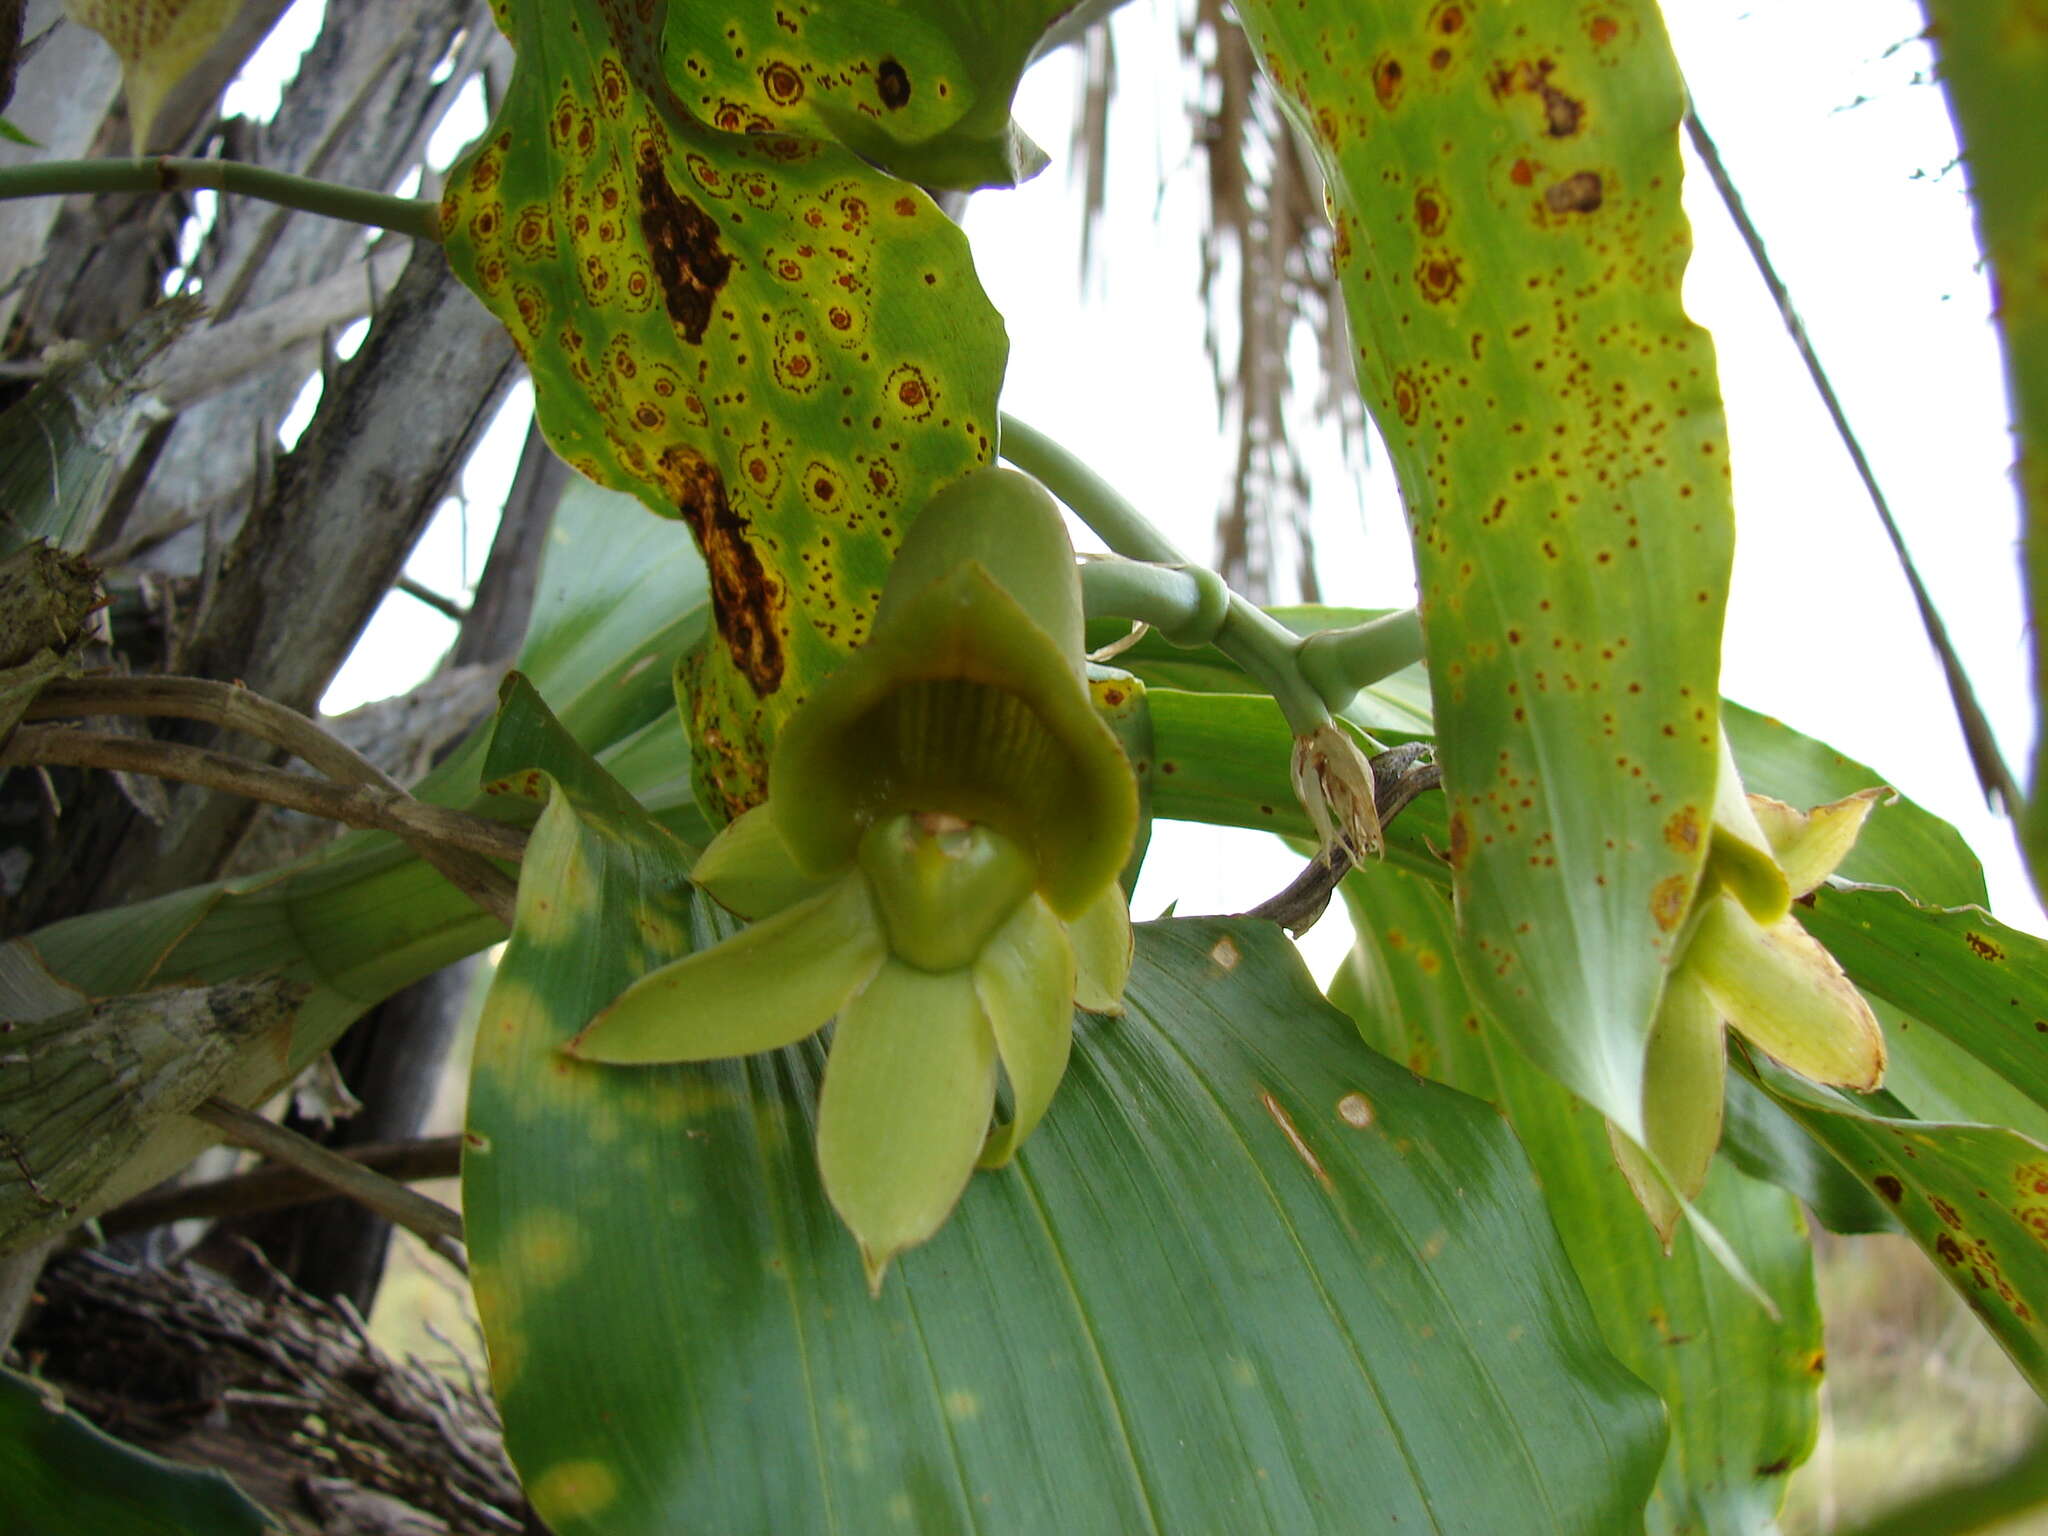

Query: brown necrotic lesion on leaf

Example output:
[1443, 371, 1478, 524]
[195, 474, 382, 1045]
[654, 445, 786, 695]
[635, 148, 733, 346]
[1544, 171, 1604, 214]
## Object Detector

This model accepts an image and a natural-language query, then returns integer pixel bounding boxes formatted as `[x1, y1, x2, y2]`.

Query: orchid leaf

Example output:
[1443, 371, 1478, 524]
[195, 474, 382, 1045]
[0, 1363, 277, 1535]
[1233, 0, 1735, 1138]
[662, 2, 1083, 190]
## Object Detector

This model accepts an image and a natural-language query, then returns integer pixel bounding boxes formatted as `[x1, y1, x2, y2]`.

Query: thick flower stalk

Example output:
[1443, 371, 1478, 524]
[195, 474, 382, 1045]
[568, 467, 1137, 1289]
[1612, 735, 1888, 1243]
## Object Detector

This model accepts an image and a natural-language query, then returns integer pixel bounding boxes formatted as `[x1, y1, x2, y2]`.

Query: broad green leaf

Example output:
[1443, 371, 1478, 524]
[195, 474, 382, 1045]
[1746, 1053, 2048, 1397]
[663, 3, 1076, 189]
[0, 1363, 278, 1535]
[1720, 1073, 1898, 1236]
[1234, 0, 1735, 1138]
[1918, 5, 2048, 891]
[1804, 886, 2048, 1132]
[1334, 867, 1822, 1536]
[471, 878, 1665, 1530]
[443, 0, 1006, 821]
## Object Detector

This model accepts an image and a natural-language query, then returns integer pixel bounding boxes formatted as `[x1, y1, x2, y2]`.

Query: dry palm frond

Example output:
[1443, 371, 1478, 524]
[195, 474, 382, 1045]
[1071, 3, 1361, 604]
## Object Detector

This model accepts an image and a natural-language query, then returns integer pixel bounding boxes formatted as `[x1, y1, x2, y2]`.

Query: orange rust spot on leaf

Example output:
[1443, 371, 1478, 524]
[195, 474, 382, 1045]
[1392, 369, 1422, 426]
[1261, 1091, 1333, 1191]
[1414, 183, 1449, 238]
[1650, 874, 1689, 932]
[1663, 806, 1701, 856]
[1416, 253, 1464, 304]
[1372, 54, 1405, 109]
[1447, 810, 1472, 871]
[759, 59, 803, 106]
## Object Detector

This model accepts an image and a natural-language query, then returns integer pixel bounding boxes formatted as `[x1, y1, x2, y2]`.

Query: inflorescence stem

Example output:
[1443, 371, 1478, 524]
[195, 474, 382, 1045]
[0, 157, 442, 242]
[1006, 412, 1424, 729]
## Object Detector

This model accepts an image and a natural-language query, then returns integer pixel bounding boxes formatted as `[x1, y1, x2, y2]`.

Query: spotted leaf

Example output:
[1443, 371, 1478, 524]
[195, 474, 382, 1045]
[1233, 0, 1736, 1137]
[442, 0, 1007, 822]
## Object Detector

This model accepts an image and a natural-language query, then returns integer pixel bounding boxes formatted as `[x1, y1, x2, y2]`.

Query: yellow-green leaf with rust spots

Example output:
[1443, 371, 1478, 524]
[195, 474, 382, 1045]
[663, 1, 1098, 190]
[443, 0, 1007, 823]
[1233, 0, 1735, 1136]
[1920, 4, 2048, 897]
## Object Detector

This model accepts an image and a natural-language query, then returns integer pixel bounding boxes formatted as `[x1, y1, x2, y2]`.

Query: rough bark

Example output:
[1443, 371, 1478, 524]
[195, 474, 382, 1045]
[17, 239, 517, 920]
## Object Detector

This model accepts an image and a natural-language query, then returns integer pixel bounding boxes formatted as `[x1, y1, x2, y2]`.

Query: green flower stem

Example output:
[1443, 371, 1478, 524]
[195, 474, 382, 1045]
[1296, 609, 1425, 704]
[1002, 413, 1334, 737]
[0, 157, 443, 242]
[999, 413, 1186, 566]
[1078, 558, 1214, 635]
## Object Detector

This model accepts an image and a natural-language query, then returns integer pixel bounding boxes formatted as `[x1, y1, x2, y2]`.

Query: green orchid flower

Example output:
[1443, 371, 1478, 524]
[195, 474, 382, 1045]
[567, 467, 1138, 1290]
[1612, 733, 1888, 1244]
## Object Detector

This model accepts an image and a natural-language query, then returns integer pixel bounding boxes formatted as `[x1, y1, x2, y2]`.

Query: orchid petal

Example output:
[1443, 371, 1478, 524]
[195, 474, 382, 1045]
[691, 802, 832, 920]
[1704, 732, 1790, 925]
[816, 959, 998, 1293]
[974, 894, 1074, 1168]
[1069, 881, 1133, 1015]
[1688, 892, 1886, 1092]
[566, 873, 883, 1064]
[1750, 787, 1887, 899]
[1609, 966, 1727, 1249]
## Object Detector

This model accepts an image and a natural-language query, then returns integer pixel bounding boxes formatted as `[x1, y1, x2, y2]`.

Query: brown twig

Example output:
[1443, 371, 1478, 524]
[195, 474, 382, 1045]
[14, 673, 522, 923]
[192, 1099, 466, 1274]
[96, 1134, 463, 1237]
[3, 724, 526, 873]
[1245, 742, 1442, 935]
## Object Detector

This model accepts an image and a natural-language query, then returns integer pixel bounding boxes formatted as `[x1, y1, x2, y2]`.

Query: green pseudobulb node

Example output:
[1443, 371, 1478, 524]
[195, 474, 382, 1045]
[858, 811, 1035, 972]
[771, 470, 1134, 917]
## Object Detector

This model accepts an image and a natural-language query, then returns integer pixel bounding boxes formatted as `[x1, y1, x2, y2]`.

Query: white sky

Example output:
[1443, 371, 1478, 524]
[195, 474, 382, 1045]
[298, 0, 2039, 972]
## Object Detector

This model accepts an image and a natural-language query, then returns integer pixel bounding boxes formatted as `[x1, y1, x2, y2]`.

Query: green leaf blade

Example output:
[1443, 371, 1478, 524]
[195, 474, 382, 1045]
[472, 895, 1665, 1531]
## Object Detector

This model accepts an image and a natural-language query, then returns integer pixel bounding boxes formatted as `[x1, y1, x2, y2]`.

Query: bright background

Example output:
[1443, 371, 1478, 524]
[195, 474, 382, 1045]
[206, 3, 2048, 1526]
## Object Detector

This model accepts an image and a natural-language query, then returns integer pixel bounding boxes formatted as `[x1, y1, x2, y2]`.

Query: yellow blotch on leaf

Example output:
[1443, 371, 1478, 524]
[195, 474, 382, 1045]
[507, 1207, 584, 1291]
[529, 1459, 620, 1522]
